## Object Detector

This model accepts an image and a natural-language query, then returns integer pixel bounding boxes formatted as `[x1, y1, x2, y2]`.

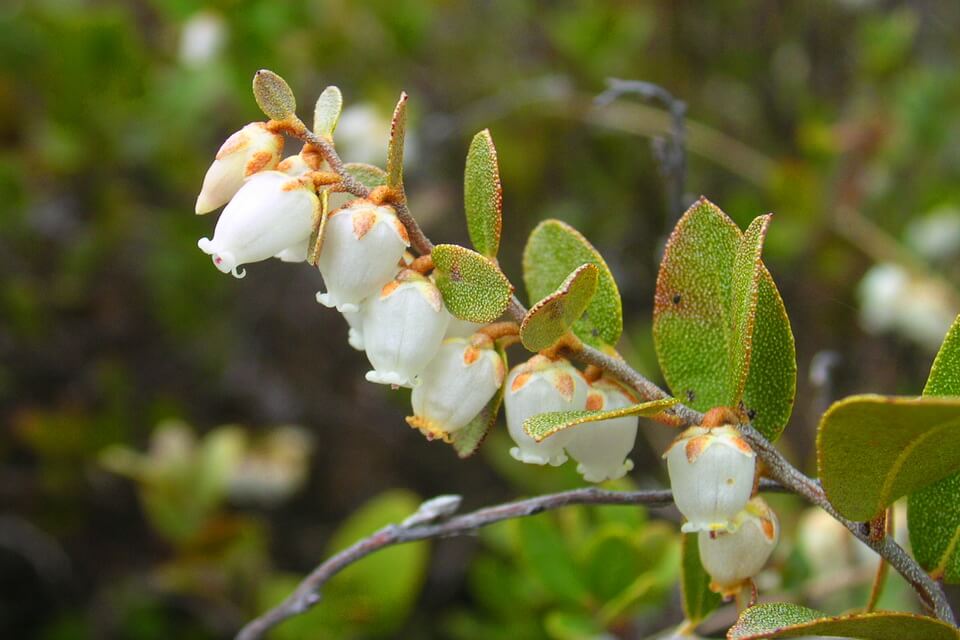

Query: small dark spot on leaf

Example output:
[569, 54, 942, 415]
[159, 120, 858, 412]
[859, 522, 871, 536]
[746, 408, 756, 420]
[450, 264, 462, 282]
[686, 389, 695, 403]
[672, 293, 681, 305]
[591, 328, 599, 337]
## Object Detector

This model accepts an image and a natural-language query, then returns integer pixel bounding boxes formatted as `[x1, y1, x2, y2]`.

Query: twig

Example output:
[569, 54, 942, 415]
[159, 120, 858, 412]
[237, 481, 787, 639]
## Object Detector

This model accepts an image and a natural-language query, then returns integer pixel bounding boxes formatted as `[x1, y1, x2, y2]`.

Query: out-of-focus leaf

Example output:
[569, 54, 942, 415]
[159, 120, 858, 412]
[432, 244, 512, 323]
[520, 263, 598, 352]
[386, 92, 408, 189]
[313, 85, 342, 138]
[543, 610, 603, 640]
[728, 603, 959, 639]
[515, 514, 589, 605]
[252, 69, 296, 121]
[583, 525, 641, 602]
[463, 129, 503, 258]
[523, 219, 622, 347]
[344, 162, 387, 189]
[909, 314, 960, 582]
[450, 346, 506, 458]
[680, 532, 721, 625]
[818, 394, 960, 521]
[523, 397, 677, 442]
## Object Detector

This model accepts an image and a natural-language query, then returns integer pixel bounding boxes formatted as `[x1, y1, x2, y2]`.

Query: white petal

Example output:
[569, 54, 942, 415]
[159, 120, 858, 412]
[698, 498, 779, 594]
[566, 383, 639, 483]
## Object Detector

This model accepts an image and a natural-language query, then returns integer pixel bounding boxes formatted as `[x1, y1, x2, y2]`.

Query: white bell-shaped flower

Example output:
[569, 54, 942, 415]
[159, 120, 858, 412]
[504, 356, 588, 466]
[698, 497, 779, 597]
[664, 423, 756, 533]
[565, 377, 639, 482]
[316, 199, 410, 313]
[197, 171, 318, 278]
[277, 153, 311, 176]
[341, 306, 366, 351]
[407, 334, 506, 441]
[445, 316, 485, 339]
[195, 122, 284, 214]
[362, 269, 451, 387]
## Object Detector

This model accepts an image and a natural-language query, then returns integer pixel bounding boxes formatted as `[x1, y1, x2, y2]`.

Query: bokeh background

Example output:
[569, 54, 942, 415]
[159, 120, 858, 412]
[3, 1, 960, 638]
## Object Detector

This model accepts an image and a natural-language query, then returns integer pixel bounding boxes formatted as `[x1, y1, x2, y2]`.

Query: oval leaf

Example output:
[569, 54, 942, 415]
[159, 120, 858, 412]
[818, 394, 960, 521]
[306, 189, 329, 266]
[387, 92, 408, 190]
[522, 220, 622, 347]
[728, 214, 771, 403]
[680, 533, 721, 626]
[909, 314, 960, 582]
[313, 85, 343, 138]
[520, 264, 598, 352]
[523, 397, 677, 442]
[449, 347, 507, 458]
[344, 162, 387, 189]
[464, 129, 503, 258]
[729, 603, 959, 640]
[432, 244, 512, 323]
[252, 69, 297, 121]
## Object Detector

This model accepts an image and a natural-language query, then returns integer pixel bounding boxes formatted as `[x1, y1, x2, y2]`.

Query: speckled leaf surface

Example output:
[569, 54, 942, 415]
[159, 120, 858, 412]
[728, 214, 770, 403]
[432, 244, 512, 323]
[520, 264, 598, 352]
[817, 394, 960, 521]
[344, 163, 387, 189]
[252, 69, 296, 121]
[523, 398, 677, 442]
[522, 220, 622, 348]
[313, 86, 342, 138]
[463, 129, 502, 258]
[740, 268, 796, 441]
[386, 92, 408, 190]
[909, 314, 960, 582]
[450, 347, 506, 458]
[306, 189, 329, 266]
[680, 533, 720, 625]
[729, 603, 959, 639]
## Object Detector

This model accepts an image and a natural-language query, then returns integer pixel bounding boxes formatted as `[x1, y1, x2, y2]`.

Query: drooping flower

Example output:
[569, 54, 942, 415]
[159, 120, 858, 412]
[663, 422, 756, 533]
[195, 122, 284, 214]
[698, 497, 779, 597]
[504, 356, 588, 466]
[444, 316, 485, 339]
[362, 269, 451, 387]
[316, 199, 410, 313]
[341, 306, 366, 351]
[407, 334, 506, 441]
[565, 377, 639, 482]
[197, 171, 318, 278]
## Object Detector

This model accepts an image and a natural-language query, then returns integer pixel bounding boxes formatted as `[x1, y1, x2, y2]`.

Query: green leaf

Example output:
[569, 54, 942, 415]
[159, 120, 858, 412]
[387, 92, 408, 190]
[515, 514, 590, 605]
[653, 198, 795, 440]
[343, 162, 387, 189]
[520, 264, 598, 352]
[728, 603, 959, 640]
[728, 214, 771, 403]
[464, 129, 503, 258]
[817, 394, 960, 521]
[432, 244, 512, 323]
[543, 610, 604, 640]
[522, 219, 622, 347]
[523, 397, 678, 442]
[252, 69, 297, 121]
[313, 85, 342, 138]
[680, 533, 721, 626]
[450, 346, 507, 458]
[909, 314, 960, 582]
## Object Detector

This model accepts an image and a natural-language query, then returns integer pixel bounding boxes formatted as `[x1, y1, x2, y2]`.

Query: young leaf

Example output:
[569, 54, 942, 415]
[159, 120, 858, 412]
[463, 129, 503, 258]
[728, 603, 959, 640]
[450, 347, 507, 458]
[909, 314, 960, 583]
[728, 214, 771, 403]
[307, 189, 330, 266]
[386, 92, 408, 190]
[520, 264, 598, 352]
[252, 69, 297, 121]
[680, 533, 721, 626]
[313, 86, 343, 139]
[523, 397, 678, 442]
[817, 394, 960, 521]
[344, 163, 387, 189]
[432, 244, 512, 323]
[522, 220, 622, 348]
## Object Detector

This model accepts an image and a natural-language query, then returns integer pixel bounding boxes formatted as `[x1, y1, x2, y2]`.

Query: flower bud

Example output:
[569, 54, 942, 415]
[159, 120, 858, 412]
[698, 497, 779, 597]
[663, 423, 756, 533]
[195, 122, 284, 214]
[565, 377, 639, 482]
[316, 199, 410, 313]
[362, 270, 451, 387]
[407, 334, 506, 441]
[504, 356, 588, 466]
[197, 171, 318, 278]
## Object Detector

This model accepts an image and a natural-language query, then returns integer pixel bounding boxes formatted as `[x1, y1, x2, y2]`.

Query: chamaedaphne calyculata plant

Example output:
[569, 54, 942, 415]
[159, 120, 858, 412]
[185, 70, 960, 639]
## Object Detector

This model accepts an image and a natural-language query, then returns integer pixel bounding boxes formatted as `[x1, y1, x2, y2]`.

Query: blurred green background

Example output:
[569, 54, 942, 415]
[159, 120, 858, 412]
[2, 1, 960, 638]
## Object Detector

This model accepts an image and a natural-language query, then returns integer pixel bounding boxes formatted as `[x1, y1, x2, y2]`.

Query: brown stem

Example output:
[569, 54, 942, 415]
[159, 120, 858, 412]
[477, 321, 520, 341]
[408, 254, 434, 275]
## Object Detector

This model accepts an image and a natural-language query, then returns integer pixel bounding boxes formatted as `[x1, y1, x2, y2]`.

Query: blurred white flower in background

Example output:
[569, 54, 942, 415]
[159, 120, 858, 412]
[179, 11, 227, 67]
[904, 207, 960, 262]
[227, 426, 314, 507]
[335, 103, 419, 167]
